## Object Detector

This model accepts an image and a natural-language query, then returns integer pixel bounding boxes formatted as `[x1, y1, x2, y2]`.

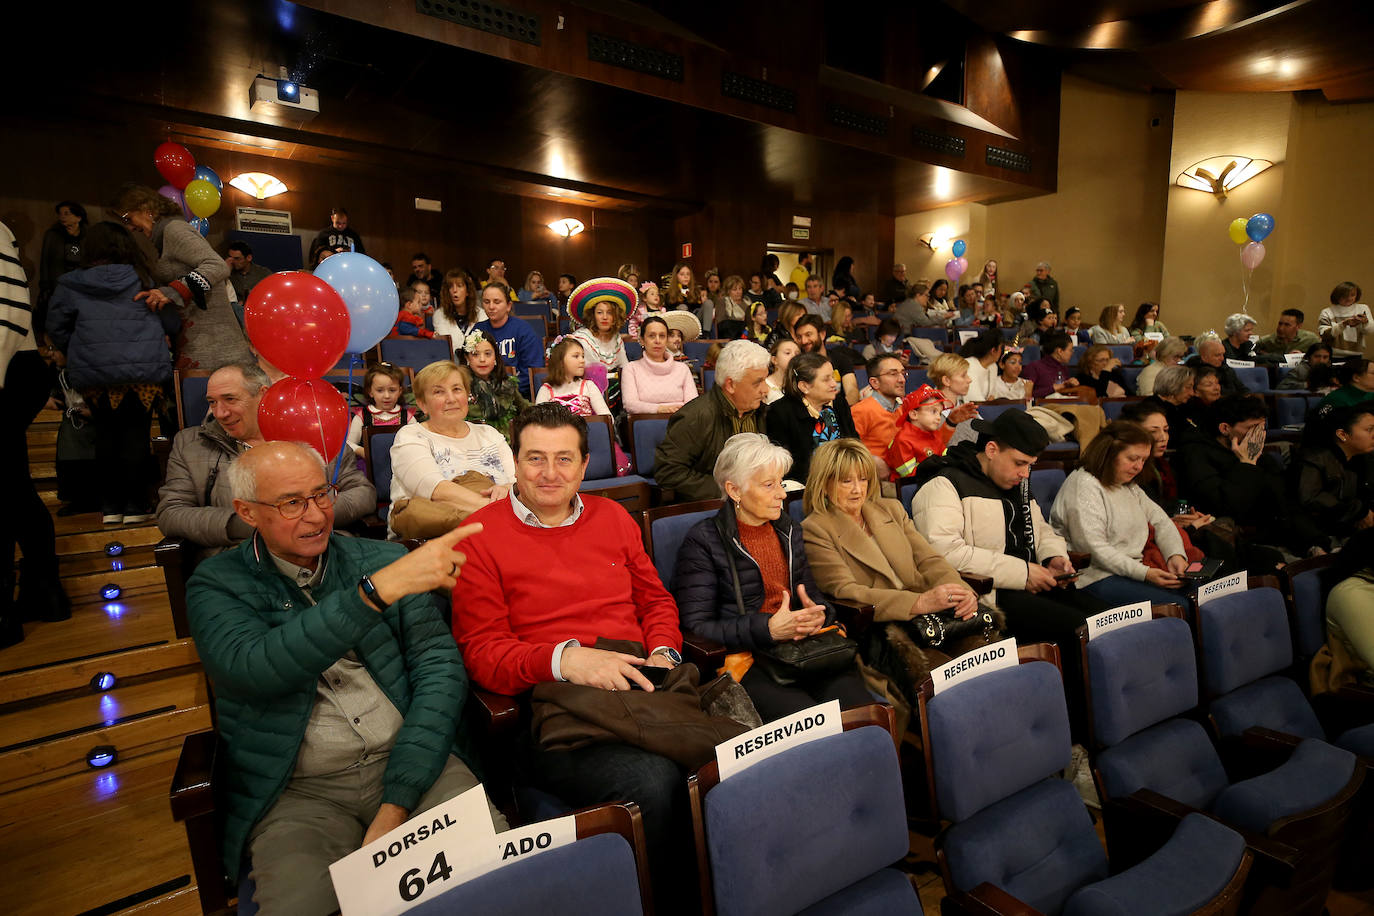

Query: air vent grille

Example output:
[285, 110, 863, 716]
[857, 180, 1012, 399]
[722, 72, 796, 114]
[986, 145, 1032, 172]
[912, 126, 966, 157]
[827, 104, 889, 137]
[415, 0, 540, 45]
[588, 32, 684, 81]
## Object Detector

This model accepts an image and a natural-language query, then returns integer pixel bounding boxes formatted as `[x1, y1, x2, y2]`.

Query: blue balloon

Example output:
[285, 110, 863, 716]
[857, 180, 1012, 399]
[951, 239, 967, 258]
[188, 217, 209, 237]
[193, 165, 223, 192]
[313, 252, 400, 353]
[1245, 213, 1274, 243]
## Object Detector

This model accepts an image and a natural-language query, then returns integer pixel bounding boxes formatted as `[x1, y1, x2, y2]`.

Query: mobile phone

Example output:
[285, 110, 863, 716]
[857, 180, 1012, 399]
[629, 665, 672, 690]
[1181, 558, 1224, 580]
[1054, 571, 1080, 581]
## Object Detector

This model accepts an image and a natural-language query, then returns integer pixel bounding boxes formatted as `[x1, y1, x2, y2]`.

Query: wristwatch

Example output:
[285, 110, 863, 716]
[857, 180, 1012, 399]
[359, 574, 390, 611]
[652, 647, 682, 666]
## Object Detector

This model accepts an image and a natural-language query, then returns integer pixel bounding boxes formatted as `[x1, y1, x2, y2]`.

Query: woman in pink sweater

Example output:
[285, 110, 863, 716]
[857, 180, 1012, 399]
[621, 315, 699, 414]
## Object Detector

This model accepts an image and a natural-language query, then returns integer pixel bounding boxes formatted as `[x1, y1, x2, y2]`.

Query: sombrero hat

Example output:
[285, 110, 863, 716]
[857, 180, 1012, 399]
[570, 277, 636, 325]
[660, 309, 702, 342]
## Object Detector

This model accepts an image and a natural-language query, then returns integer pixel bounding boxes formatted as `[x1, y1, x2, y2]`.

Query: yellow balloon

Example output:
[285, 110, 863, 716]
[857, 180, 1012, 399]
[1227, 217, 1249, 245]
[184, 179, 221, 219]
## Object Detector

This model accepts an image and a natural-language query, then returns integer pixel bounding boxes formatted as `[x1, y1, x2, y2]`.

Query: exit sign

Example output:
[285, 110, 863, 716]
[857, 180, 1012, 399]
[681, 243, 692, 258]
[791, 227, 810, 240]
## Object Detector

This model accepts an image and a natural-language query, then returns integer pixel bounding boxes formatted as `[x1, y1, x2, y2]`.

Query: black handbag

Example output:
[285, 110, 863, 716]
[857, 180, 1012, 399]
[910, 606, 999, 649]
[716, 516, 858, 686]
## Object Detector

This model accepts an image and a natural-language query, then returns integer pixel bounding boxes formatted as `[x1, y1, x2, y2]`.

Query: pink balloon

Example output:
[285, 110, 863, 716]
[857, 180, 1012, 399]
[158, 184, 186, 218]
[1240, 241, 1266, 270]
[945, 257, 967, 285]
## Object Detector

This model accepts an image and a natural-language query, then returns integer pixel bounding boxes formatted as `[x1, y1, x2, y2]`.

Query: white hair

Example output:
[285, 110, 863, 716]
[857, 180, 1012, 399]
[1036, 261, 1051, 270]
[1224, 313, 1257, 337]
[1197, 333, 1224, 354]
[228, 441, 327, 503]
[712, 433, 793, 494]
[1155, 336, 1189, 362]
[714, 340, 770, 386]
[1153, 365, 1194, 399]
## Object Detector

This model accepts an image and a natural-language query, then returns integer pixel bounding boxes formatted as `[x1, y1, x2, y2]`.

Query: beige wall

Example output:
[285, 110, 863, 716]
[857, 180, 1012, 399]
[896, 76, 1174, 317]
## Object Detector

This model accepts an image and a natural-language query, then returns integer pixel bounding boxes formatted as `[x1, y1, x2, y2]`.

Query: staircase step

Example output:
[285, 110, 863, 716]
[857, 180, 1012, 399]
[53, 512, 160, 538]
[0, 745, 197, 916]
[0, 639, 200, 705]
[55, 544, 159, 578]
[26, 426, 57, 448]
[31, 461, 55, 482]
[55, 526, 165, 557]
[0, 589, 176, 679]
[63, 564, 165, 598]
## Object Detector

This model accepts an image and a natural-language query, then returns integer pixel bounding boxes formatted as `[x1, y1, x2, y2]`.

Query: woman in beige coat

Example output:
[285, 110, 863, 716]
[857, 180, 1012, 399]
[800, 439, 1002, 715]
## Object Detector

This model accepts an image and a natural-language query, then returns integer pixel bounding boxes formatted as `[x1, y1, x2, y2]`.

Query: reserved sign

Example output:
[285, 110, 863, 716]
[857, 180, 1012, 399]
[1197, 571, 1246, 607]
[1086, 602, 1150, 639]
[958, 330, 980, 346]
[1143, 332, 1165, 342]
[932, 638, 1017, 695]
[717, 700, 841, 781]
[330, 785, 498, 916]
[1225, 359, 1256, 369]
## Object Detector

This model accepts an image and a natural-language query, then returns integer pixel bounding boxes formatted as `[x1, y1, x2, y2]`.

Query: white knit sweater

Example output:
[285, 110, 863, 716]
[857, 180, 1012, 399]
[1049, 468, 1185, 587]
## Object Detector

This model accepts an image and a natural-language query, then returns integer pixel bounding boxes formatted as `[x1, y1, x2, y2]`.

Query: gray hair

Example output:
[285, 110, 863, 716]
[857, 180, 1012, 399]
[1223, 313, 1256, 337]
[1196, 334, 1224, 356]
[1153, 365, 1195, 399]
[214, 360, 271, 394]
[712, 433, 793, 494]
[714, 340, 770, 386]
[227, 441, 327, 503]
[1155, 336, 1188, 362]
[1036, 261, 1051, 270]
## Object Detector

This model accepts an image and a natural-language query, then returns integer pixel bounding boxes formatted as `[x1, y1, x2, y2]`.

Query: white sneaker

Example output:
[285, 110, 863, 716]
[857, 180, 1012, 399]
[122, 511, 154, 525]
[102, 513, 124, 525]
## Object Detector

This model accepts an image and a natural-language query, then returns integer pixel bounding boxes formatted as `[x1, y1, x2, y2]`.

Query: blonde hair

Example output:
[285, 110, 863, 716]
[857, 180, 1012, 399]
[803, 439, 881, 515]
[413, 360, 471, 408]
[928, 353, 971, 390]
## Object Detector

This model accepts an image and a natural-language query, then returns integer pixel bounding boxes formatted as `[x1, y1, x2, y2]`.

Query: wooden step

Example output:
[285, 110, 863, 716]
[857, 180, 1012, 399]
[54, 544, 159, 578]
[64, 564, 165, 598]
[0, 639, 200, 705]
[26, 426, 57, 448]
[0, 670, 208, 760]
[1, 745, 198, 916]
[35, 408, 63, 424]
[54, 526, 165, 557]
[0, 588, 176, 678]
[53, 512, 160, 538]
[27, 445, 55, 463]
[0, 694, 210, 792]
[31, 461, 55, 482]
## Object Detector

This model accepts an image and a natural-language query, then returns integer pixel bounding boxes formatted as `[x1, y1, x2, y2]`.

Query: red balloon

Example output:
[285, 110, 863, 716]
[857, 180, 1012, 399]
[244, 272, 351, 378]
[257, 378, 350, 461]
[153, 142, 197, 190]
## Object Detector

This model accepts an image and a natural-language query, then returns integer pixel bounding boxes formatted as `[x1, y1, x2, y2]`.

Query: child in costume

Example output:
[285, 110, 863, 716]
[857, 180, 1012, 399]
[886, 384, 954, 479]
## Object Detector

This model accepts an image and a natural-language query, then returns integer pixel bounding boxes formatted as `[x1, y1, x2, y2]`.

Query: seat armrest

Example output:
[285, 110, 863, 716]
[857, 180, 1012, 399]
[948, 883, 1045, 915]
[682, 631, 727, 669]
[832, 600, 875, 635]
[1121, 789, 1299, 879]
[471, 688, 520, 734]
[155, 537, 195, 639]
[170, 731, 217, 822]
[960, 573, 993, 596]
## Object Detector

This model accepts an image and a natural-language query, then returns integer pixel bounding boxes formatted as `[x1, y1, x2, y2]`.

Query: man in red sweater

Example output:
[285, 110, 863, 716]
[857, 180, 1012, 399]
[452, 403, 688, 907]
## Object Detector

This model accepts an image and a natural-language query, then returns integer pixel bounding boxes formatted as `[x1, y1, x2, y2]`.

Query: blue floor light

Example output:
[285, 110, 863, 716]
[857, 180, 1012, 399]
[101, 583, 121, 600]
[104, 541, 124, 557]
[86, 746, 117, 768]
[91, 672, 116, 691]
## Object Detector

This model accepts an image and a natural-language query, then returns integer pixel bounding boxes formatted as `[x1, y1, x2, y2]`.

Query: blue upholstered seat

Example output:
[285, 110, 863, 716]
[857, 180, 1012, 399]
[1030, 469, 1066, 509]
[649, 509, 715, 590]
[1337, 724, 1374, 757]
[379, 337, 452, 370]
[629, 416, 668, 482]
[366, 430, 396, 522]
[1232, 366, 1269, 394]
[702, 725, 920, 916]
[1285, 560, 1329, 658]
[1211, 738, 1357, 833]
[579, 416, 649, 494]
[1208, 676, 1326, 740]
[178, 372, 211, 428]
[409, 832, 644, 916]
[1059, 814, 1246, 916]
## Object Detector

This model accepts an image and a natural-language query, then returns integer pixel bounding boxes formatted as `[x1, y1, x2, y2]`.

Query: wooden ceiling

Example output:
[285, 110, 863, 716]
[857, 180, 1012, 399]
[944, 0, 1374, 101]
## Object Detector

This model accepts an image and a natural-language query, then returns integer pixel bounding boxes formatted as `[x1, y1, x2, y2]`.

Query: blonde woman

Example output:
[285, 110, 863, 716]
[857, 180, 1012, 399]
[1089, 304, 1132, 345]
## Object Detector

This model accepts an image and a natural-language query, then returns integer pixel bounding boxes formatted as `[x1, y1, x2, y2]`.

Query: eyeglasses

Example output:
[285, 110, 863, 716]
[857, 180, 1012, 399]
[119, 212, 132, 226]
[878, 368, 907, 378]
[250, 486, 338, 519]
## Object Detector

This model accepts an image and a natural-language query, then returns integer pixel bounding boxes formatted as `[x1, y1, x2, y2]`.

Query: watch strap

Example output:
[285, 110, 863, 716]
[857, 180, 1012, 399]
[359, 574, 390, 611]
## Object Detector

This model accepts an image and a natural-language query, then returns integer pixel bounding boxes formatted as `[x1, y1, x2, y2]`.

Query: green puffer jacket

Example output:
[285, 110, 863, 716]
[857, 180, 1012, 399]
[187, 532, 473, 880]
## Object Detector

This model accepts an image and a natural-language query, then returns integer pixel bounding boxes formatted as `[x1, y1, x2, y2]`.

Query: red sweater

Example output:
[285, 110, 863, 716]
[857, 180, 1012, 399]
[452, 495, 683, 695]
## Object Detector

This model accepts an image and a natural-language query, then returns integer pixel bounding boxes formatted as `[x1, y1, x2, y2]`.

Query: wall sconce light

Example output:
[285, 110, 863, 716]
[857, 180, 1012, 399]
[1175, 156, 1273, 202]
[228, 172, 289, 200]
[547, 218, 585, 238]
[917, 232, 952, 251]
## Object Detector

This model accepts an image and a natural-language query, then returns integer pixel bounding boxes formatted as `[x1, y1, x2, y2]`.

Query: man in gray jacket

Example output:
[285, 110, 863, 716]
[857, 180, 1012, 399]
[156, 362, 375, 556]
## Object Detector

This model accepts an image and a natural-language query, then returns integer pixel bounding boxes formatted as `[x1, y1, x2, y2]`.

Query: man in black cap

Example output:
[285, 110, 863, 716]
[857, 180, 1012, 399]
[909, 409, 1107, 739]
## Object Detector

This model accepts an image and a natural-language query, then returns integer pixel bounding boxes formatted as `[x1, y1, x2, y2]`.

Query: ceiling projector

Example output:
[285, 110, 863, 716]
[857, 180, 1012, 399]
[249, 76, 319, 121]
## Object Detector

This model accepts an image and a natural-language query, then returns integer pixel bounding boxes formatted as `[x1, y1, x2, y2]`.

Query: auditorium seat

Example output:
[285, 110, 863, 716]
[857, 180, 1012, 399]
[642, 501, 729, 669]
[625, 340, 643, 361]
[1081, 609, 1361, 914]
[1274, 393, 1318, 428]
[173, 369, 212, 430]
[364, 428, 396, 522]
[904, 368, 930, 393]
[688, 705, 922, 915]
[1107, 344, 1134, 365]
[1099, 397, 1139, 421]
[380, 336, 453, 370]
[909, 327, 949, 347]
[1122, 366, 1144, 391]
[627, 414, 668, 486]
[579, 416, 650, 512]
[1232, 366, 1269, 395]
[1278, 553, 1337, 661]
[1021, 345, 1041, 364]
[1030, 468, 1066, 508]
[410, 803, 652, 916]
[917, 643, 1252, 916]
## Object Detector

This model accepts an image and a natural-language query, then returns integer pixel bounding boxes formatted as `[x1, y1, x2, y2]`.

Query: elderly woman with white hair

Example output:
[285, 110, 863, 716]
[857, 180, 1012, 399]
[1135, 336, 1190, 396]
[672, 433, 873, 721]
[1222, 312, 1258, 362]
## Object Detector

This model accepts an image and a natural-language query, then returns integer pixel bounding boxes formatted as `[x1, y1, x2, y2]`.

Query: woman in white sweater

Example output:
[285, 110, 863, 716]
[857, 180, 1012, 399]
[387, 360, 514, 538]
[1050, 420, 1190, 607]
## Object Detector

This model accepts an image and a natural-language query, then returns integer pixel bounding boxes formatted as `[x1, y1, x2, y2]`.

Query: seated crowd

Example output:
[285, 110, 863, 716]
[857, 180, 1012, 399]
[43, 204, 1368, 914]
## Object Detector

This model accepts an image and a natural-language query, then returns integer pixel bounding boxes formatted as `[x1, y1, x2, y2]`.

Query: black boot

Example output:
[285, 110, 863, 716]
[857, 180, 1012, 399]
[16, 560, 71, 622]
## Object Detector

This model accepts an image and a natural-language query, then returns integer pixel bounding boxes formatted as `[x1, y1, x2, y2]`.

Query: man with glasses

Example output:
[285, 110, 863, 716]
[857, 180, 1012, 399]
[156, 361, 375, 558]
[187, 441, 505, 914]
[852, 354, 908, 477]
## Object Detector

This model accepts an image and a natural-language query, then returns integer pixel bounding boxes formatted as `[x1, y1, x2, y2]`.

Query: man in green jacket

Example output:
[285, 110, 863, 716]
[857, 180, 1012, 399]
[653, 339, 770, 501]
[187, 441, 504, 914]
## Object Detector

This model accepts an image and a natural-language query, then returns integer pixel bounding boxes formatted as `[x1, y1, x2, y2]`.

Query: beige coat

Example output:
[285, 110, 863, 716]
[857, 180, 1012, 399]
[802, 498, 965, 623]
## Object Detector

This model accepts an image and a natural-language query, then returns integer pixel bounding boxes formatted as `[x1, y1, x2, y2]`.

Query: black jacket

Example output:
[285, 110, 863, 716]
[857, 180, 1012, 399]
[1291, 444, 1373, 547]
[1174, 434, 1316, 549]
[672, 500, 834, 652]
[766, 393, 857, 484]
